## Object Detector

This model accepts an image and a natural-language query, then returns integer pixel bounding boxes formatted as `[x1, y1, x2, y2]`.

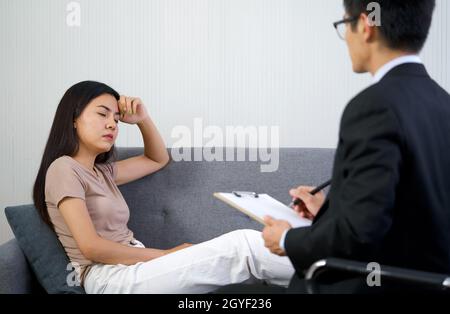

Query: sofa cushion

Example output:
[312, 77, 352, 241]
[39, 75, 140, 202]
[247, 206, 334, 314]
[5, 205, 85, 294]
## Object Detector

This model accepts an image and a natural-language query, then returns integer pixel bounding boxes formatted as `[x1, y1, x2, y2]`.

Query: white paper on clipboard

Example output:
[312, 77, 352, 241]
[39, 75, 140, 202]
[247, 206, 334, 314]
[214, 193, 312, 228]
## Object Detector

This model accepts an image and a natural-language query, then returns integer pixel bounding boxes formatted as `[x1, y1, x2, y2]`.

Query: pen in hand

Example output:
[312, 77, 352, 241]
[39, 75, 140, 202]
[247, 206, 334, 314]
[288, 179, 332, 208]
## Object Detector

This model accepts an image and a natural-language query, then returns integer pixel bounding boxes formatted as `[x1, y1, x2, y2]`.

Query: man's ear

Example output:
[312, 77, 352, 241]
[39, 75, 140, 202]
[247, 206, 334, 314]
[360, 14, 377, 43]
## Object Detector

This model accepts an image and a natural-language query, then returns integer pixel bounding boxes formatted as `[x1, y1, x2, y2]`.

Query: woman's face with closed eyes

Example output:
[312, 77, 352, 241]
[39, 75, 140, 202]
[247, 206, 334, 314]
[73, 93, 120, 154]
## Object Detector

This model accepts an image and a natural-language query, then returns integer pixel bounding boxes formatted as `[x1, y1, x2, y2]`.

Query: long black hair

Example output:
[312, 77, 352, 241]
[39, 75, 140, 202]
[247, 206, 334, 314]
[33, 81, 120, 227]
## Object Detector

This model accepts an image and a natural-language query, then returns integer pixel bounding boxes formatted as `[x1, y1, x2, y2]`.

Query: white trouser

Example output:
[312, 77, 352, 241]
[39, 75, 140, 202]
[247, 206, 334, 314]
[83, 229, 295, 294]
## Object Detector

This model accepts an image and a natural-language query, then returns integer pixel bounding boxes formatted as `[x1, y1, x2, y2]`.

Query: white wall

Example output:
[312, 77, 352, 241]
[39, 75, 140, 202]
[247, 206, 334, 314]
[1, 0, 449, 244]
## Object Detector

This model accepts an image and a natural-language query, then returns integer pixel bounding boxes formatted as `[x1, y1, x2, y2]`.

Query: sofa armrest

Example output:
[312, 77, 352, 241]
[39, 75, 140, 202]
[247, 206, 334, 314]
[305, 258, 450, 293]
[0, 239, 35, 294]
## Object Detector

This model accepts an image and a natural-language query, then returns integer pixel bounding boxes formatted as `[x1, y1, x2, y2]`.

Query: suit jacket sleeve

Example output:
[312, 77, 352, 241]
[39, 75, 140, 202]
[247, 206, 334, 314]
[285, 93, 404, 273]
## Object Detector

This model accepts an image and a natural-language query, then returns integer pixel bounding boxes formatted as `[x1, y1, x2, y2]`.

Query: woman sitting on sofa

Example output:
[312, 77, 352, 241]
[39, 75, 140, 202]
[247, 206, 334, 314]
[32, 81, 311, 293]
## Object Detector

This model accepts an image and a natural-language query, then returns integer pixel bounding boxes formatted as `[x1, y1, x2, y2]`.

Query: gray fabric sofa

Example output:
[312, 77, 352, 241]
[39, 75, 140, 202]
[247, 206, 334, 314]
[0, 147, 335, 294]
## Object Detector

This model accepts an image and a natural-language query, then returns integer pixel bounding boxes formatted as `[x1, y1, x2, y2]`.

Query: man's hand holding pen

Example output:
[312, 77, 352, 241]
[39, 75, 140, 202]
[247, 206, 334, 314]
[289, 186, 326, 221]
[262, 182, 329, 256]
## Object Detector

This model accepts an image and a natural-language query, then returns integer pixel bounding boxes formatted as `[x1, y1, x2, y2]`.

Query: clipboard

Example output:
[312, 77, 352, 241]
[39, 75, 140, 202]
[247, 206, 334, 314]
[214, 192, 312, 228]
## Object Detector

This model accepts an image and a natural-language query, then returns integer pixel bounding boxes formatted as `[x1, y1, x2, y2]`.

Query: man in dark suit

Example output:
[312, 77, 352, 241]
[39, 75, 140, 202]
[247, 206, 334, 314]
[216, 0, 450, 293]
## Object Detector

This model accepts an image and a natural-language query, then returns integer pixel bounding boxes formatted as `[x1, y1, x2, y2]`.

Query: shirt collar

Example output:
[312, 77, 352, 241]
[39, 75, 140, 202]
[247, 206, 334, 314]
[373, 55, 422, 83]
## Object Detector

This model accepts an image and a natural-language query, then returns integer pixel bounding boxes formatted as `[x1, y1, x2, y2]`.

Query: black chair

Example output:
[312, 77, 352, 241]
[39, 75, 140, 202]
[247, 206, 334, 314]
[304, 258, 450, 294]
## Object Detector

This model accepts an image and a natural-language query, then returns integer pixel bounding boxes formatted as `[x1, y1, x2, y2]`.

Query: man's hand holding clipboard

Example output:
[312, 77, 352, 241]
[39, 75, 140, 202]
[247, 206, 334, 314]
[262, 180, 330, 256]
[215, 179, 331, 256]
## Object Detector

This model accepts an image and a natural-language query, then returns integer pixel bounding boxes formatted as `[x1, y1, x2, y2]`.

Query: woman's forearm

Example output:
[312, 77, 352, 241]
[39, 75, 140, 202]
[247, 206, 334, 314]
[137, 116, 170, 164]
[86, 237, 165, 265]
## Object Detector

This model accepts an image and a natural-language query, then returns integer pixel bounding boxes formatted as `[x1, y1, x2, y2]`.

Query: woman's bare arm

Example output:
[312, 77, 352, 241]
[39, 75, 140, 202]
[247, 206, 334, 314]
[58, 197, 166, 265]
[114, 98, 170, 186]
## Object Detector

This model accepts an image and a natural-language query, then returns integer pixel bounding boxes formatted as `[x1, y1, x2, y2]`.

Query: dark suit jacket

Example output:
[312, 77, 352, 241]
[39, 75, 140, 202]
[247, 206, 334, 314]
[285, 63, 450, 278]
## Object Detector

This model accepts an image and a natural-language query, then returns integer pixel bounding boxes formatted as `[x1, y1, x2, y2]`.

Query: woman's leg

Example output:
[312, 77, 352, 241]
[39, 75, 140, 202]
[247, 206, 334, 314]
[84, 229, 294, 294]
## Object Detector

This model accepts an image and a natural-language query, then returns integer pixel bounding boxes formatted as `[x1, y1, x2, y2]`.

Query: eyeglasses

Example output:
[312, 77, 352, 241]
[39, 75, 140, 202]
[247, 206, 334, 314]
[333, 16, 358, 40]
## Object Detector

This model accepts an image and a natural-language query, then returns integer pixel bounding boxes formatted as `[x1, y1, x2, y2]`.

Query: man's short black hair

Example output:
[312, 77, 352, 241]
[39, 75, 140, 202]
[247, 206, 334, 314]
[343, 0, 436, 53]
